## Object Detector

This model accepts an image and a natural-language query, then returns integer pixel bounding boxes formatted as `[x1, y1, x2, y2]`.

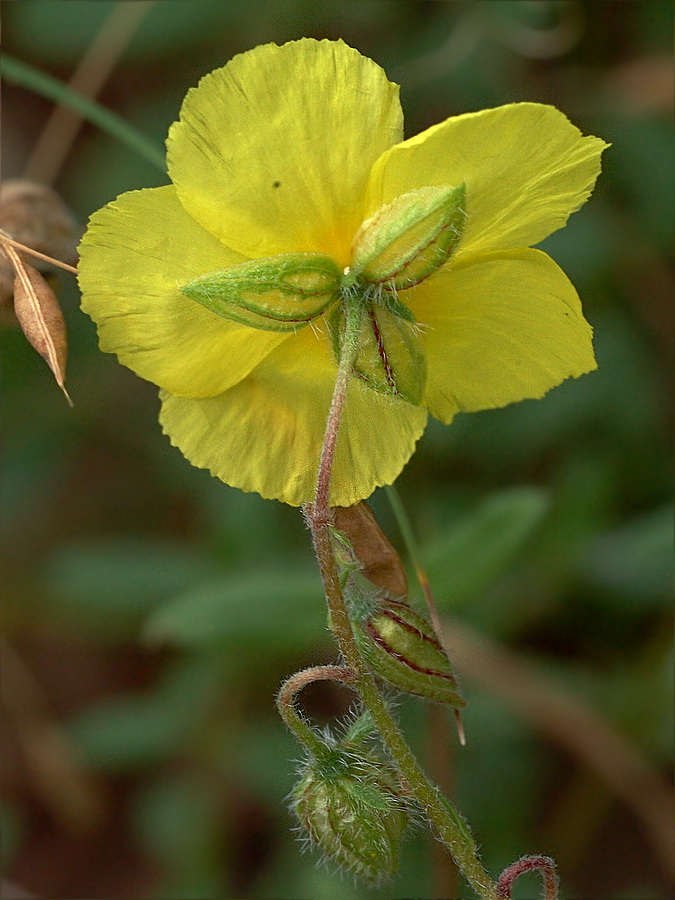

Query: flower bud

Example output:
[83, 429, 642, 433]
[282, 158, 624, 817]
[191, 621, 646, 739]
[182, 252, 341, 331]
[328, 298, 427, 405]
[350, 183, 466, 290]
[293, 747, 408, 881]
[355, 599, 465, 708]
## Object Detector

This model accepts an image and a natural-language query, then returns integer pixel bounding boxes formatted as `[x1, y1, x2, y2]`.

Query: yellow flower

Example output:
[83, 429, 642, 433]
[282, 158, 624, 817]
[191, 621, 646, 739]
[78, 38, 607, 507]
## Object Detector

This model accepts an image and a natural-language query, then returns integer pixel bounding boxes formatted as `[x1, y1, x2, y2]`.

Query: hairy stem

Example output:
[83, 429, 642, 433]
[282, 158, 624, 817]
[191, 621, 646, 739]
[276, 665, 355, 760]
[496, 855, 559, 900]
[305, 297, 498, 900]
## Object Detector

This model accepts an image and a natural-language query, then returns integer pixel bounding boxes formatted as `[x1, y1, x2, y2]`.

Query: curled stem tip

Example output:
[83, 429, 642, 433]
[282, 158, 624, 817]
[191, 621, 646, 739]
[277, 665, 355, 759]
[496, 855, 559, 900]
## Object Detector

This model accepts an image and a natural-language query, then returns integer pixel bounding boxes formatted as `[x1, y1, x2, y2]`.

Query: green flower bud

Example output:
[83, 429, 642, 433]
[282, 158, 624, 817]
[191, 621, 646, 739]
[328, 297, 427, 405]
[181, 252, 341, 332]
[350, 183, 466, 290]
[293, 747, 408, 881]
[355, 599, 465, 708]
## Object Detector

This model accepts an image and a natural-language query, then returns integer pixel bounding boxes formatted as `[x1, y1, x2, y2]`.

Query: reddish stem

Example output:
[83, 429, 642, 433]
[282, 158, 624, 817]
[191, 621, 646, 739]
[496, 855, 559, 900]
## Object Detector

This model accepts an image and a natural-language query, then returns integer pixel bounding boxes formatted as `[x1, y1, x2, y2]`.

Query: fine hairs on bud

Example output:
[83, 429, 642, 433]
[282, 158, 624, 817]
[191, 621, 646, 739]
[181, 252, 342, 332]
[349, 183, 466, 290]
[291, 743, 410, 882]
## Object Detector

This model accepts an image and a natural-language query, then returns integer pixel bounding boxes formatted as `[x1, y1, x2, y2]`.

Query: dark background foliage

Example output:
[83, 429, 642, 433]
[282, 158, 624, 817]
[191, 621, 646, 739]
[1, 2, 673, 898]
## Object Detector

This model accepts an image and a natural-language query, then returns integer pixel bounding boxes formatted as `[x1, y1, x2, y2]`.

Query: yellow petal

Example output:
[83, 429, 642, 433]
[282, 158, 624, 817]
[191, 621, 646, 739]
[366, 103, 608, 255]
[159, 327, 427, 506]
[408, 248, 596, 423]
[167, 39, 403, 266]
[78, 186, 288, 398]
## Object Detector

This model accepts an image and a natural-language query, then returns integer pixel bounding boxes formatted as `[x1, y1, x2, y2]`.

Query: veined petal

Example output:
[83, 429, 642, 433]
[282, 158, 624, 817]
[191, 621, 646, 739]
[159, 327, 427, 507]
[78, 186, 288, 398]
[167, 39, 403, 266]
[366, 103, 608, 254]
[408, 248, 596, 423]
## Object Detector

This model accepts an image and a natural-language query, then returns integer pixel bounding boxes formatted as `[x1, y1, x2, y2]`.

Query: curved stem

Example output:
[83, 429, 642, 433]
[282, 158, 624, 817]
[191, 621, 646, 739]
[276, 665, 355, 761]
[305, 300, 498, 900]
[496, 855, 558, 900]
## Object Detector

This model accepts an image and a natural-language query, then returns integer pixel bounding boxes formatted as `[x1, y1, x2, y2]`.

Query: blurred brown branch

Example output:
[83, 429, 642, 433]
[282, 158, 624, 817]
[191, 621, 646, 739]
[446, 616, 675, 885]
[0, 879, 35, 900]
[1, 640, 104, 834]
[23, 0, 156, 186]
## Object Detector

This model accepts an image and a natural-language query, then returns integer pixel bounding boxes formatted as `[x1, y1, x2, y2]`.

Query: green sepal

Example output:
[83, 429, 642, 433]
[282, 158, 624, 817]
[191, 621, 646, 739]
[351, 184, 466, 290]
[293, 746, 408, 881]
[181, 252, 341, 332]
[328, 300, 427, 405]
[355, 598, 466, 709]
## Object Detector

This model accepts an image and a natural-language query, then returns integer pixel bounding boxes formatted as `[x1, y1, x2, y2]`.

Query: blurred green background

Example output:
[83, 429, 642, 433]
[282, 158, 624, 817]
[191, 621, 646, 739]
[1, 2, 673, 898]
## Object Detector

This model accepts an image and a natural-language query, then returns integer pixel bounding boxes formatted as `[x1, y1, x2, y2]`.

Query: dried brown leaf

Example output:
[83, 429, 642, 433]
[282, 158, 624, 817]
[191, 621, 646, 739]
[333, 501, 408, 597]
[8, 245, 72, 405]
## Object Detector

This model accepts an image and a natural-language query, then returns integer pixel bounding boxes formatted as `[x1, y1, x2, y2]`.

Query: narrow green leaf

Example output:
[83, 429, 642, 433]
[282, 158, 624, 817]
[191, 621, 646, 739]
[2, 53, 165, 172]
[142, 569, 324, 651]
[424, 488, 549, 607]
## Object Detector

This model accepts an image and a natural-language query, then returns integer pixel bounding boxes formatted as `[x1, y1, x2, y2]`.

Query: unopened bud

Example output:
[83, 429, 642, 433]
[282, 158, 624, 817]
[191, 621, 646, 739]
[293, 747, 408, 881]
[328, 298, 426, 405]
[350, 184, 466, 290]
[356, 598, 465, 708]
[182, 252, 341, 331]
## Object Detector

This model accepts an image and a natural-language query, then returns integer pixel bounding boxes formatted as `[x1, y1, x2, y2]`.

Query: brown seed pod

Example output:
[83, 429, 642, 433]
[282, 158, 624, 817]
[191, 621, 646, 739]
[7, 245, 71, 405]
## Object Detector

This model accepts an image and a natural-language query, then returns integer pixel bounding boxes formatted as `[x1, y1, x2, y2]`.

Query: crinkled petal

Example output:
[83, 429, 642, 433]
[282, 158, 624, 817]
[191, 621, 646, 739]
[78, 186, 288, 397]
[167, 39, 403, 266]
[366, 103, 608, 254]
[159, 327, 427, 506]
[407, 248, 596, 423]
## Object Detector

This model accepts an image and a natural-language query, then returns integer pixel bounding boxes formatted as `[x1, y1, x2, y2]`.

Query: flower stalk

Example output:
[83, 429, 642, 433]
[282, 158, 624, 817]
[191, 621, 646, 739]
[304, 295, 498, 900]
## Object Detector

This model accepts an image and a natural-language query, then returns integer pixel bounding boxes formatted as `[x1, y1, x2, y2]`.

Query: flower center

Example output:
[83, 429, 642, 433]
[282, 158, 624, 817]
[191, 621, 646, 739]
[327, 183, 466, 405]
[180, 184, 466, 406]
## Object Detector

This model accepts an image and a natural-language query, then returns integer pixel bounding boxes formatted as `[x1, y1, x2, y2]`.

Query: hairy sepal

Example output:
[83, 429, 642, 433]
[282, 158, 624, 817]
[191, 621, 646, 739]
[351, 184, 466, 289]
[182, 252, 341, 332]
[293, 746, 408, 881]
[356, 599, 465, 708]
[328, 298, 426, 405]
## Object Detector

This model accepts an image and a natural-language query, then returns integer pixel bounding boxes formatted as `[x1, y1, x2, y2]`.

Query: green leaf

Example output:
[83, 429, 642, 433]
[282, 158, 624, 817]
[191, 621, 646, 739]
[0, 800, 25, 867]
[2, 53, 165, 172]
[328, 301, 427, 404]
[66, 657, 223, 772]
[580, 506, 673, 608]
[142, 568, 324, 651]
[42, 537, 216, 639]
[424, 488, 549, 607]
[350, 183, 466, 289]
[132, 775, 226, 899]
